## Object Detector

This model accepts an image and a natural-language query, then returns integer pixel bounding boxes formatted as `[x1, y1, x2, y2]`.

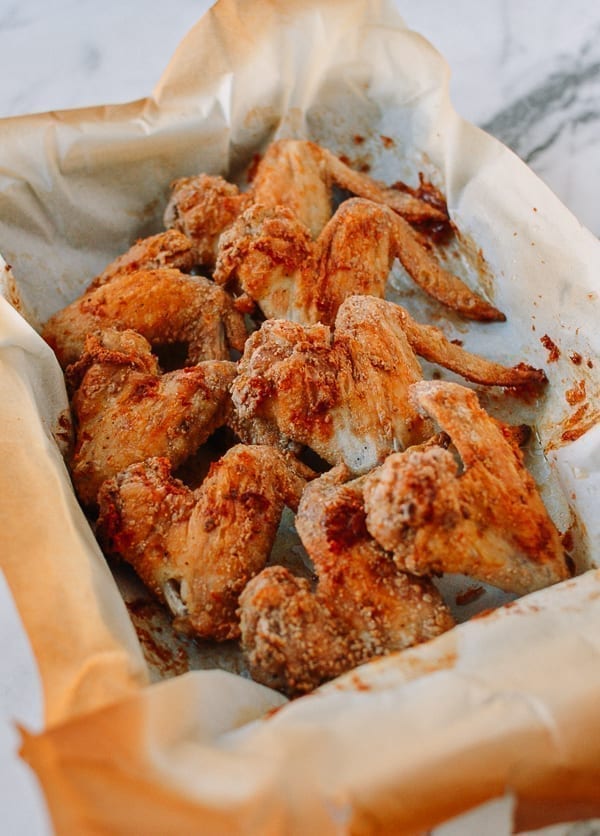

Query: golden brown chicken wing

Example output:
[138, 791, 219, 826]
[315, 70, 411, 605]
[163, 139, 446, 267]
[215, 198, 502, 324]
[231, 295, 546, 473]
[87, 229, 197, 290]
[97, 445, 311, 641]
[42, 267, 247, 368]
[163, 174, 252, 267]
[239, 465, 454, 696]
[363, 380, 571, 594]
[68, 328, 236, 507]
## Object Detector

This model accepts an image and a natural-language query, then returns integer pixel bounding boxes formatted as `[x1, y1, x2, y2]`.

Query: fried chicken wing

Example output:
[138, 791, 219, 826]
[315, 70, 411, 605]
[363, 380, 571, 594]
[163, 174, 252, 267]
[163, 139, 446, 267]
[97, 446, 311, 640]
[87, 229, 197, 290]
[68, 328, 236, 507]
[231, 295, 546, 473]
[42, 267, 247, 368]
[239, 465, 454, 696]
[214, 198, 503, 324]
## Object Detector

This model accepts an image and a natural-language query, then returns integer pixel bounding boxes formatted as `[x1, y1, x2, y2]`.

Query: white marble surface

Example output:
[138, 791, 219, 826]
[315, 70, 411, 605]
[0, 1, 598, 834]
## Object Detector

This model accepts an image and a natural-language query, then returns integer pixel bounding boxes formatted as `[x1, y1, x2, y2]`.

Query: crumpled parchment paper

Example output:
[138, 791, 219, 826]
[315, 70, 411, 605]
[0, 0, 599, 832]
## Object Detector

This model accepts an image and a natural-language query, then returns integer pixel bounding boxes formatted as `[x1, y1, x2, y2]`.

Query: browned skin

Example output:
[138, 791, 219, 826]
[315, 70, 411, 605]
[96, 446, 311, 641]
[363, 380, 571, 595]
[68, 329, 236, 507]
[163, 139, 446, 267]
[42, 267, 247, 368]
[239, 465, 454, 696]
[231, 295, 546, 473]
[87, 229, 198, 290]
[215, 198, 502, 324]
[163, 174, 252, 267]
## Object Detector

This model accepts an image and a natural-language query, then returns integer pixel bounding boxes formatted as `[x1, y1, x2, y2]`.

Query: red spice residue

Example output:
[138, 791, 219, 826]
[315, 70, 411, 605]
[561, 529, 575, 553]
[540, 334, 560, 362]
[353, 134, 365, 145]
[348, 672, 371, 691]
[561, 403, 595, 443]
[569, 352, 583, 366]
[455, 585, 485, 607]
[565, 379, 586, 406]
[450, 338, 464, 347]
[380, 135, 395, 149]
[126, 598, 190, 678]
[263, 704, 285, 720]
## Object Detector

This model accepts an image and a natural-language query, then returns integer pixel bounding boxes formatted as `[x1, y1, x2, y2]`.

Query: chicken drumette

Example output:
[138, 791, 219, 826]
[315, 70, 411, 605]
[42, 267, 247, 368]
[215, 198, 502, 324]
[97, 445, 312, 641]
[231, 295, 546, 473]
[87, 229, 197, 290]
[164, 139, 447, 267]
[363, 380, 571, 594]
[239, 464, 454, 696]
[68, 328, 236, 507]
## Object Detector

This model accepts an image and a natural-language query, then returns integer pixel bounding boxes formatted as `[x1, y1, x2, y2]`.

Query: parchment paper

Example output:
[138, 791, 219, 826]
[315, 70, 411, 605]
[0, 0, 599, 832]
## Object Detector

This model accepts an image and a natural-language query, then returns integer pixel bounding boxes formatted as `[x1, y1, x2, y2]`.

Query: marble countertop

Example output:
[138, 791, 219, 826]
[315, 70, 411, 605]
[0, 2, 598, 833]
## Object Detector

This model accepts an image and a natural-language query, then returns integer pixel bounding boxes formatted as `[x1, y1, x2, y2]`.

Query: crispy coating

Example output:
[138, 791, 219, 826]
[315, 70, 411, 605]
[163, 139, 446, 267]
[69, 329, 236, 507]
[231, 296, 546, 473]
[163, 174, 252, 267]
[87, 229, 197, 290]
[215, 198, 502, 324]
[42, 267, 247, 368]
[363, 381, 571, 594]
[96, 446, 311, 641]
[239, 465, 454, 696]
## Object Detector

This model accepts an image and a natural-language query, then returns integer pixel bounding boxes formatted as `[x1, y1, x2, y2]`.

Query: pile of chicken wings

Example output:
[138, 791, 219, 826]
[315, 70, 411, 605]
[43, 139, 571, 696]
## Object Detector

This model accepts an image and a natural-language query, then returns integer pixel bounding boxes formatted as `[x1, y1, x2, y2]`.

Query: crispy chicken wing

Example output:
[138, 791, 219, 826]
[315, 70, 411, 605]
[363, 380, 571, 594]
[42, 267, 247, 368]
[163, 139, 446, 267]
[239, 465, 454, 696]
[87, 229, 197, 290]
[163, 174, 252, 267]
[231, 295, 546, 473]
[215, 198, 502, 323]
[97, 446, 311, 640]
[68, 328, 236, 507]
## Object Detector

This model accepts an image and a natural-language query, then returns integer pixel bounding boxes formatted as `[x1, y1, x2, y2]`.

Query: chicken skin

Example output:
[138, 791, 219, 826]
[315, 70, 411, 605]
[68, 328, 236, 507]
[231, 295, 546, 473]
[239, 465, 454, 696]
[215, 198, 502, 324]
[163, 139, 447, 267]
[87, 229, 197, 290]
[97, 446, 312, 641]
[42, 267, 247, 369]
[363, 380, 571, 595]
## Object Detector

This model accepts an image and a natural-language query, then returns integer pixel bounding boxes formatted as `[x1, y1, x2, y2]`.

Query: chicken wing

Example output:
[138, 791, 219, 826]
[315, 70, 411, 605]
[363, 380, 571, 594]
[163, 174, 252, 267]
[231, 295, 546, 473]
[68, 328, 236, 507]
[214, 198, 502, 324]
[163, 139, 446, 267]
[87, 229, 197, 290]
[239, 465, 454, 696]
[96, 445, 311, 641]
[42, 267, 247, 368]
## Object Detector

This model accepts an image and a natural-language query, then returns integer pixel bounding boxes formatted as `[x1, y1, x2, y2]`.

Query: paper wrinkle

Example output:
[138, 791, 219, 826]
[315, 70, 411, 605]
[0, 0, 599, 830]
